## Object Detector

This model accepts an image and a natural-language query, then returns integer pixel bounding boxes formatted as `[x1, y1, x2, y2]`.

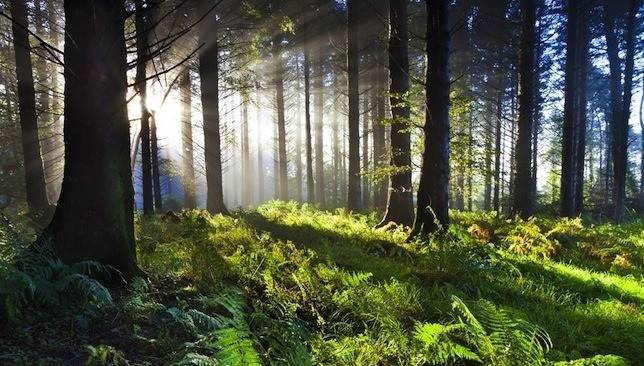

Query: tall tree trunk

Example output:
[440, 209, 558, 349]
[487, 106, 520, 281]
[639, 79, 644, 203]
[47, 0, 62, 202]
[304, 47, 315, 203]
[241, 92, 251, 207]
[361, 95, 370, 208]
[273, 38, 288, 201]
[10, 0, 49, 213]
[379, 0, 413, 226]
[332, 85, 340, 206]
[314, 50, 325, 206]
[372, 55, 387, 210]
[34, 0, 54, 203]
[180, 69, 196, 209]
[151, 115, 162, 212]
[512, 0, 536, 219]
[493, 82, 503, 212]
[199, 11, 228, 215]
[412, 0, 450, 235]
[256, 88, 264, 204]
[604, 0, 638, 222]
[49, 0, 138, 279]
[347, 0, 361, 211]
[134, 0, 153, 215]
[561, 0, 589, 217]
[295, 58, 303, 202]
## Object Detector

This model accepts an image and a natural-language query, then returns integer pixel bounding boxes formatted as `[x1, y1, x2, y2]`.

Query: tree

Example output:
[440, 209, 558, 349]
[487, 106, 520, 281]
[347, 0, 361, 211]
[151, 115, 162, 212]
[512, 0, 536, 219]
[134, 0, 154, 215]
[412, 0, 450, 235]
[604, 0, 639, 222]
[10, 0, 49, 214]
[180, 69, 197, 209]
[378, 0, 413, 227]
[561, 0, 589, 217]
[48, 0, 138, 280]
[273, 36, 288, 201]
[314, 47, 325, 206]
[199, 3, 228, 215]
[304, 45, 315, 203]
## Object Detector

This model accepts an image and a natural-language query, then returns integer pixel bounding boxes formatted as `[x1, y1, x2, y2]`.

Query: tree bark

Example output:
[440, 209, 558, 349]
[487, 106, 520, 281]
[314, 50, 325, 206]
[304, 46, 315, 203]
[180, 69, 196, 209]
[379, 0, 413, 227]
[512, 0, 536, 219]
[273, 37, 288, 201]
[10, 0, 49, 214]
[347, 0, 362, 211]
[151, 115, 162, 212]
[134, 0, 153, 215]
[199, 10, 228, 215]
[412, 0, 450, 235]
[49, 0, 138, 280]
[372, 55, 387, 210]
[604, 0, 638, 222]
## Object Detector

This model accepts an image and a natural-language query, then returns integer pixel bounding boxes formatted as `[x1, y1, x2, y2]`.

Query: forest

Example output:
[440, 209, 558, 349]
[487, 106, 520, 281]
[0, 0, 643, 365]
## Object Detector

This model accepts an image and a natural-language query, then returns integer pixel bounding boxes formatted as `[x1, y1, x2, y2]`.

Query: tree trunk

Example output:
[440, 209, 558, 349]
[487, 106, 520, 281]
[273, 38, 288, 201]
[10, 0, 49, 213]
[199, 12, 228, 215]
[347, 0, 362, 211]
[304, 47, 315, 203]
[412, 0, 450, 235]
[295, 58, 304, 202]
[134, 0, 153, 215]
[512, 0, 536, 219]
[47, 0, 63, 202]
[49, 0, 138, 280]
[241, 92, 251, 207]
[314, 50, 325, 206]
[493, 82, 503, 212]
[640, 79, 644, 203]
[256, 88, 264, 204]
[561, 0, 589, 217]
[604, 0, 638, 222]
[372, 57, 387, 211]
[379, 0, 413, 226]
[180, 69, 196, 209]
[362, 95, 370, 208]
[151, 115, 162, 212]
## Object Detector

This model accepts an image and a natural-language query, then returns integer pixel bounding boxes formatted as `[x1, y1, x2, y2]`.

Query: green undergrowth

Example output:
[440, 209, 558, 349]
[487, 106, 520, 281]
[1, 201, 643, 365]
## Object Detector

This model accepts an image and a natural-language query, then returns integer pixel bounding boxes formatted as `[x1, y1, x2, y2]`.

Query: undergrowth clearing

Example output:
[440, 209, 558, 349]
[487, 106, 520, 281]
[1, 201, 643, 365]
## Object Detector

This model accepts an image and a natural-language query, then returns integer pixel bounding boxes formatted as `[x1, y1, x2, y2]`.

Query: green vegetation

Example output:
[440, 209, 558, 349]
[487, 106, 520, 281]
[1, 202, 643, 365]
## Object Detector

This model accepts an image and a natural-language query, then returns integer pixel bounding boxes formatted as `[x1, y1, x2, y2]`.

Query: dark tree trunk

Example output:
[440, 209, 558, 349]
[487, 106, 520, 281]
[134, 0, 153, 215]
[10, 0, 49, 213]
[313, 51, 325, 206]
[199, 13, 228, 215]
[561, 0, 589, 217]
[512, 0, 536, 219]
[640, 80, 644, 202]
[151, 115, 162, 212]
[347, 0, 362, 211]
[412, 0, 450, 235]
[180, 70, 196, 209]
[493, 83, 503, 212]
[47, 0, 63, 202]
[604, 0, 638, 222]
[49, 0, 138, 280]
[379, 0, 413, 226]
[304, 47, 315, 203]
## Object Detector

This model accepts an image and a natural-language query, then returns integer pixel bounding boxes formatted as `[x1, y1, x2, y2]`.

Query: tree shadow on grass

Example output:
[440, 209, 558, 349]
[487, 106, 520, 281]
[240, 211, 418, 282]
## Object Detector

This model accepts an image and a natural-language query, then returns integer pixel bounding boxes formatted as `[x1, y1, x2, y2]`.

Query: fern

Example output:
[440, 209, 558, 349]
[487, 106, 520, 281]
[414, 322, 481, 365]
[213, 327, 262, 366]
[175, 353, 219, 366]
[451, 296, 552, 366]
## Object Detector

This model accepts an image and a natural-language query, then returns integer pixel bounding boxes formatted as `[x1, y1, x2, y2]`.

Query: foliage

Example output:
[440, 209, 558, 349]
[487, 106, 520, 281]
[2, 202, 643, 365]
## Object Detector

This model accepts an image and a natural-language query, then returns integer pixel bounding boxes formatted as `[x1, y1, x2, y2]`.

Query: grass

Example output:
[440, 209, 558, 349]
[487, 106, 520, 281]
[1, 201, 643, 365]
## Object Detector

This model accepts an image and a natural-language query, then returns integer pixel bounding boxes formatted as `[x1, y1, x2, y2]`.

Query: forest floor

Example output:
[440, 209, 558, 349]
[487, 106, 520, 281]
[1, 201, 643, 365]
